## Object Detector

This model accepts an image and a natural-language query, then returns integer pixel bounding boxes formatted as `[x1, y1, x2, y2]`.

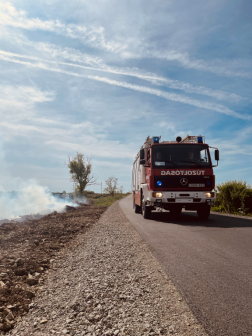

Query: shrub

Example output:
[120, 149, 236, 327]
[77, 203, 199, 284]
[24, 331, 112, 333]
[214, 180, 252, 215]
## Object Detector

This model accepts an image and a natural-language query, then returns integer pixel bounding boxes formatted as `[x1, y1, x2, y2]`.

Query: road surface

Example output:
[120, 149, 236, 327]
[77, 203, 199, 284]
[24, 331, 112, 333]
[120, 195, 252, 336]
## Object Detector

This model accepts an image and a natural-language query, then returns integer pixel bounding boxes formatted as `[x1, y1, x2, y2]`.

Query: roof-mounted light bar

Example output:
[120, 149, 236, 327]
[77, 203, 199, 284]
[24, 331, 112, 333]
[197, 136, 203, 143]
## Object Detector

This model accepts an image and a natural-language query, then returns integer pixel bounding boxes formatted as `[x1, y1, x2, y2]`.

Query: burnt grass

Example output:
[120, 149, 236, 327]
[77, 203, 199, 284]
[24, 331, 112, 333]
[0, 204, 107, 333]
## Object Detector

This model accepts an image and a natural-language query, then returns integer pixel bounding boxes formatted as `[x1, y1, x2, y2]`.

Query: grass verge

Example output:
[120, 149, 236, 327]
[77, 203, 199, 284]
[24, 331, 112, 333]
[91, 193, 131, 207]
[211, 205, 252, 217]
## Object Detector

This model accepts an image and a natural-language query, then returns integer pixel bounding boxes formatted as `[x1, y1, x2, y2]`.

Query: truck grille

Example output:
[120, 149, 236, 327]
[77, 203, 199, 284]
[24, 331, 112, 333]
[154, 176, 212, 189]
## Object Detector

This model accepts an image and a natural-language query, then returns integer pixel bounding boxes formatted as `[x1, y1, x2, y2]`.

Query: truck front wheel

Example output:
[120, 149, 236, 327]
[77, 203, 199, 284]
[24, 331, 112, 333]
[197, 204, 211, 220]
[142, 195, 151, 219]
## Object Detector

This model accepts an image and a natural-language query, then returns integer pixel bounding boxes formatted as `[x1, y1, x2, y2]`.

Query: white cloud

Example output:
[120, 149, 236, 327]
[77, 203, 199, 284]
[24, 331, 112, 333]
[92, 159, 132, 170]
[0, 52, 250, 120]
[3, 47, 246, 103]
[0, 120, 136, 160]
[7, 38, 247, 103]
[13, 36, 103, 66]
[0, 84, 55, 119]
[1, 3, 251, 78]
[0, 2, 127, 53]
[145, 77, 246, 103]
[45, 138, 136, 160]
[16, 86, 55, 102]
[209, 127, 252, 157]
[88, 76, 251, 120]
[142, 50, 252, 79]
[0, 119, 136, 160]
[0, 119, 108, 140]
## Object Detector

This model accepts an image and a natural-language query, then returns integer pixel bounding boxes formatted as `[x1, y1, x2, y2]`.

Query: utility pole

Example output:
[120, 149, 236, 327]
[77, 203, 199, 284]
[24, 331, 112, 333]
[101, 182, 102, 194]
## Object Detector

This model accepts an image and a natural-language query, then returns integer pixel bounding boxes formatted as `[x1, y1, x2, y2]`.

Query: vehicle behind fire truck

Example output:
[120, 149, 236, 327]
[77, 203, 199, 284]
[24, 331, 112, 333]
[132, 135, 219, 220]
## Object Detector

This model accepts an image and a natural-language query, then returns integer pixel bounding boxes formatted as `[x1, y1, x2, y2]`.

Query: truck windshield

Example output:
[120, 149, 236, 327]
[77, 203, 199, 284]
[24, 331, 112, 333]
[152, 144, 211, 168]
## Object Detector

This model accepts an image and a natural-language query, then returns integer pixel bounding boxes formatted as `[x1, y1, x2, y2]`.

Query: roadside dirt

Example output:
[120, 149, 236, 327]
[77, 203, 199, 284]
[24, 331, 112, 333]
[0, 204, 106, 333]
[2, 200, 207, 336]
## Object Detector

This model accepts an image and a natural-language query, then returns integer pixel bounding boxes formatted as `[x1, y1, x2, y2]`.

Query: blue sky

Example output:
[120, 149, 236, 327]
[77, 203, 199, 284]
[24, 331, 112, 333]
[0, 0, 251, 193]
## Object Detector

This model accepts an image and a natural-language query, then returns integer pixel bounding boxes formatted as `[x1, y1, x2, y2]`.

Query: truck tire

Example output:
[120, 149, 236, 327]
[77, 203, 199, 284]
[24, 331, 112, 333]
[133, 195, 141, 213]
[197, 204, 211, 220]
[142, 195, 151, 219]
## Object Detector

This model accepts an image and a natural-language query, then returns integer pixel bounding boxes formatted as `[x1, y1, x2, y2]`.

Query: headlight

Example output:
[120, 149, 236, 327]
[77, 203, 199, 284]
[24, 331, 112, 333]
[205, 192, 215, 198]
[152, 192, 163, 198]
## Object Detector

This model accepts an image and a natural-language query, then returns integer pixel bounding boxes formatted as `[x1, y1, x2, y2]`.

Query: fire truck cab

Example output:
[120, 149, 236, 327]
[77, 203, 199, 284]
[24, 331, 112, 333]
[132, 135, 219, 220]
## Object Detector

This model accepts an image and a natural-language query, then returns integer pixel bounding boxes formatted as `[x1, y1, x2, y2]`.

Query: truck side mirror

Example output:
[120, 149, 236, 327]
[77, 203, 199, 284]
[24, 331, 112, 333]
[140, 159, 145, 165]
[140, 149, 145, 160]
[215, 149, 219, 161]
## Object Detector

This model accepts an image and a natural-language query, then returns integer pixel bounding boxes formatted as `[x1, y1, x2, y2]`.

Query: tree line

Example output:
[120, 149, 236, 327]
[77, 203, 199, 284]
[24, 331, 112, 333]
[68, 152, 123, 196]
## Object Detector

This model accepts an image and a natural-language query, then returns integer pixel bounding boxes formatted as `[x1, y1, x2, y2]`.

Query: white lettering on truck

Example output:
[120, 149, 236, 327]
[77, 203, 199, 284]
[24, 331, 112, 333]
[161, 170, 205, 176]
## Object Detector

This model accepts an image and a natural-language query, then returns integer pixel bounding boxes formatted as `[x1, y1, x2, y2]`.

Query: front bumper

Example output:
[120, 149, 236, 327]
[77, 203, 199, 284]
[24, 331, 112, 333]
[146, 191, 216, 207]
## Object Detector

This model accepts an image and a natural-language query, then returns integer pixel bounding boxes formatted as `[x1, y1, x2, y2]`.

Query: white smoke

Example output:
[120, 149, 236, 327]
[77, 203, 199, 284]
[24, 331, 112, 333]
[0, 181, 75, 221]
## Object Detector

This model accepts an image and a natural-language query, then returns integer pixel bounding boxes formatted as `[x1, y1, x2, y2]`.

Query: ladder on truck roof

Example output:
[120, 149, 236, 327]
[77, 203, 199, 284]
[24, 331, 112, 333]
[180, 135, 205, 143]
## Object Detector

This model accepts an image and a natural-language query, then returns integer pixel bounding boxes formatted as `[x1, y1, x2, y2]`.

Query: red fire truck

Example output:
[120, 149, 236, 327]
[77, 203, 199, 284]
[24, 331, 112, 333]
[132, 135, 219, 220]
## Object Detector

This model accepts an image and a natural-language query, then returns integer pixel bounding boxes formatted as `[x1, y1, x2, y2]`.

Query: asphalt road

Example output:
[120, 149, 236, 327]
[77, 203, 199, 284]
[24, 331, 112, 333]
[120, 195, 252, 336]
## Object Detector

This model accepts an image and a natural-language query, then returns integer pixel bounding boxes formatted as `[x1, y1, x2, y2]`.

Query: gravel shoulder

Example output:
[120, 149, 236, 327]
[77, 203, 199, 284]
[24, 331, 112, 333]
[6, 200, 207, 336]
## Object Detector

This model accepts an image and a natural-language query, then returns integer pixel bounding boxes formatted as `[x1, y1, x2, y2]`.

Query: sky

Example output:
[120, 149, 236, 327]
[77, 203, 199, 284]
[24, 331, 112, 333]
[0, 0, 251, 193]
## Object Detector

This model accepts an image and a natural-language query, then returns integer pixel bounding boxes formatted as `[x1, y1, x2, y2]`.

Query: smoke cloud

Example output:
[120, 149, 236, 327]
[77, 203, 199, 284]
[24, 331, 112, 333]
[0, 181, 75, 221]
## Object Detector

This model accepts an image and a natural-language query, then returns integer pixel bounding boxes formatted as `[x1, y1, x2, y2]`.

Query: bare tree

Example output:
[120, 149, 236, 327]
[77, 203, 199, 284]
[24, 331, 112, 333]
[68, 153, 96, 194]
[104, 176, 119, 196]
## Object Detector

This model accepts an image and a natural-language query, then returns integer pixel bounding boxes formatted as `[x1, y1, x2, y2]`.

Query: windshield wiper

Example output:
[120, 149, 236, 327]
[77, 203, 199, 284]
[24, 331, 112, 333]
[179, 160, 203, 166]
[166, 161, 178, 167]
[164, 161, 178, 167]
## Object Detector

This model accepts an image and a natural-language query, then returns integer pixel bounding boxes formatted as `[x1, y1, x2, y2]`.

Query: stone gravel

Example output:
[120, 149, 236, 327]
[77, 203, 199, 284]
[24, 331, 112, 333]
[6, 200, 208, 336]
